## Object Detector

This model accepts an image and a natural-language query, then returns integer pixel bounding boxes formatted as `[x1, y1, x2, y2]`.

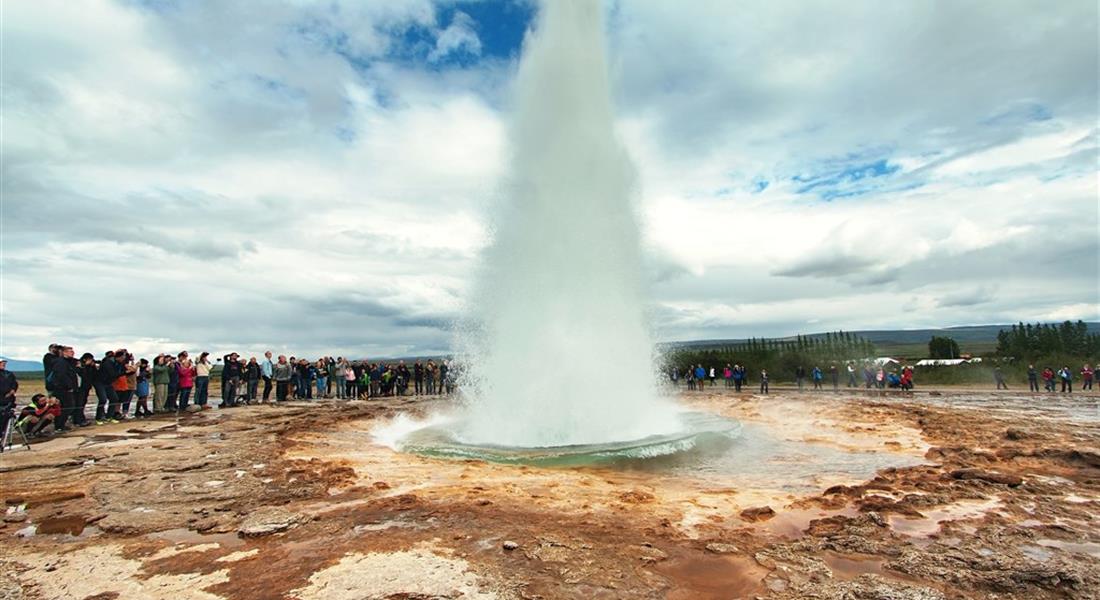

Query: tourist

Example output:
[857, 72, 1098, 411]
[0, 359, 18, 443]
[96, 351, 123, 422]
[260, 351, 274, 402]
[759, 369, 769, 394]
[221, 353, 242, 407]
[1027, 364, 1039, 392]
[723, 364, 732, 388]
[122, 353, 138, 417]
[47, 346, 79, 430]
[733, 363, 745, 392]
[76, 353, 97, 426]
[15, 394, 60, 437]
[425, 360, 437, 395]
[440, 360, 451, 395]
[863, 363, 874, 389]
[708, 366, 716, 387]
[195, 352, 212, 408]
[152, 355, 171, 413]
[830, 364, 839, 390]
[134, 358, 152, 417]
[993, 367, 1008, 390]
[326, 357, 337, 397]
[875, 368, 886, 390]
[315, 359, 328, 399]
[1042, 366, 1056, 392]
[245, 357, 260, 402]
[177, 352, 195, 410]
[900, 366, 914, 391]
[795, 365, 806, 391]
[693, 365, 706, 391]
[1058, 366, 1073, 393]
[811, 366, 823, 390]
[333, 358, 346, 399]
[359, 366, 371, 399]
[414, 360, 424, 396]
[165, 353, 179, 411]
[1081, 364, 1094, 391]
[847, 362, 857, 387]
[111, 351, 133, 419]
[343, 360, 357, 398]
[273, 355, 292, 402]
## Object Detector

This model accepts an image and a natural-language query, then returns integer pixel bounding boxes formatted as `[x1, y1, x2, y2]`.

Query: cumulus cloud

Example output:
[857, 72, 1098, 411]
[0, 0, 1096, 360]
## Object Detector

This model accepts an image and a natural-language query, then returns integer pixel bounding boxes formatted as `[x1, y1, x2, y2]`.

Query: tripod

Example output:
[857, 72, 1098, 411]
[1, 410, 32, 452]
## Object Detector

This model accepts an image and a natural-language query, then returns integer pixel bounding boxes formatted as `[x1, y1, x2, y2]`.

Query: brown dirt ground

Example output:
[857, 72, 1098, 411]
[0, 388, 1097, 600]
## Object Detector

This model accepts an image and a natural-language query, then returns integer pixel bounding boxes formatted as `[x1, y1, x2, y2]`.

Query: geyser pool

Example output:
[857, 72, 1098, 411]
[453, 0, 681, 448]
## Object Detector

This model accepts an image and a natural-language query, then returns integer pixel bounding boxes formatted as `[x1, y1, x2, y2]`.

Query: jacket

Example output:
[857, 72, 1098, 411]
[152, 363, 171, 385]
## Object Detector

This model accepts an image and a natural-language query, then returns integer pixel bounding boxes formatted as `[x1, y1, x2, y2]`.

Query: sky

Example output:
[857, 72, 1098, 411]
[2, 0, 1098, 360]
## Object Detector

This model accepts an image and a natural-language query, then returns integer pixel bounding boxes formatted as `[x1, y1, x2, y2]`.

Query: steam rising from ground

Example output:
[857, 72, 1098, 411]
[455, 0, 680, 447]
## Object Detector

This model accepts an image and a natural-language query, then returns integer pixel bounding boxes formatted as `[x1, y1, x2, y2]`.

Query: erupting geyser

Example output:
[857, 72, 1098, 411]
[453, 0, 682, 448]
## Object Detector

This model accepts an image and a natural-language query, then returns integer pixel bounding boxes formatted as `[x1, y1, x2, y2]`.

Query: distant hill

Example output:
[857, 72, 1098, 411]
[0, 356, 42, 373]
[661, 322, 1100, 357]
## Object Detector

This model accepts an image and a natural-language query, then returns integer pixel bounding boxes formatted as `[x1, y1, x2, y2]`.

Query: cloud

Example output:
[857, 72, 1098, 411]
[428, 11, 483, 63]
[1, 0, 1096, 361]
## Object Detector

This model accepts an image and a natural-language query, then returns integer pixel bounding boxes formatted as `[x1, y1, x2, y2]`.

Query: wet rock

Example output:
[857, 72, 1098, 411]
[632, 545, 667, 563]
[740, 506, 776, 521]
[705, 542, 739, 554]
[238, 507, 309, 537]
[502, 540, 519, 551]
[1004, 428, 1027, 440]
[949, 468, 1024, 487]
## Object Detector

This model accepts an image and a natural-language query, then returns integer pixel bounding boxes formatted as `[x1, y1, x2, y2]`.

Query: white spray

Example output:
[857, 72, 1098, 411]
[456, 0, 680, 447]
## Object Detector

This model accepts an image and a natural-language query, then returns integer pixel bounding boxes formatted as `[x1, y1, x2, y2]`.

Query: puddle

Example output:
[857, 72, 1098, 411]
[149, 528, 246, 550]
[760, 507, 858, 539]
[654, 554, 768, 600]
[889, 498, 1001, 537]
[1036, 539, 1100, 558]
[821, 551, 888, 580]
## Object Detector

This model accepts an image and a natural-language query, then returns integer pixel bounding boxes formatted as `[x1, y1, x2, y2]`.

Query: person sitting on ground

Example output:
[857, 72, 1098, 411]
[16, 394, 61, 438]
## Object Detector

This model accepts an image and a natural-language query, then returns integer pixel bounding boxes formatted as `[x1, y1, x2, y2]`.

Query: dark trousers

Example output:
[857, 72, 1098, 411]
[178, 387, 192, 410]
[247, 379, 258, 401]
[760, 381, 769, 394]
[262, 377, 272, 401]
[94, 383, 119, 420]
[195, 377, 209, 406]
[1084, 379, 1094, 390]
[53, 389, 77, 429]
[996, 380, 1008, 390]
[1029, 378, 1039, 392]
[74, 388, 91, 424]
[166, 386, 179, 410]
[797, 377, 804, 390]
[119, 390, 134, 414]
[734, 379, 742, 392]
[415, 378, 423, 395]
[345, 381, 356, 397]
[1062, 380, 1072, 393]
[276, 381, 288, 402]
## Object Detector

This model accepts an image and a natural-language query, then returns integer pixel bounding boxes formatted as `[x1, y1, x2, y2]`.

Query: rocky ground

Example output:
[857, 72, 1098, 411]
[0, 388, 1097, 599]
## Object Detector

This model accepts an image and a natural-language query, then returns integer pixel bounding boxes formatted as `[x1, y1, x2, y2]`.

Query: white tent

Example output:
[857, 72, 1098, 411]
[915, 358, 968, 367]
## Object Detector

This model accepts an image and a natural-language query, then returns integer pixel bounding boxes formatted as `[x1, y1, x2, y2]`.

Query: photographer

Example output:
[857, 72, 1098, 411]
[152, 355, 171, 413]
[221, 353, 242, 407]
[48, 346, 80, 430]
[94, 350, 121, 423]
[0, 359, 19, 444]
[76, 353, 98, 426]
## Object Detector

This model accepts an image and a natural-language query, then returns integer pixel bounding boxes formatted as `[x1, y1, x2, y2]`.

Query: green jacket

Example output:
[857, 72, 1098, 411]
[152, 364, 171, 385]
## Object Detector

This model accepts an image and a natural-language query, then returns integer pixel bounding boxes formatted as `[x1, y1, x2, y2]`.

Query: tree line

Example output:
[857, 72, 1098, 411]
[995, 320, 1100, 361]
[665, 331, 876, 375]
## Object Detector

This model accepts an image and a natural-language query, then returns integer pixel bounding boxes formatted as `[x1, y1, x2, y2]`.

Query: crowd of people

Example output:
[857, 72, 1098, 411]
[671, 361, 916, 394]
[0, 345, 455, 446]
[1022, 363, 1093, 393]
